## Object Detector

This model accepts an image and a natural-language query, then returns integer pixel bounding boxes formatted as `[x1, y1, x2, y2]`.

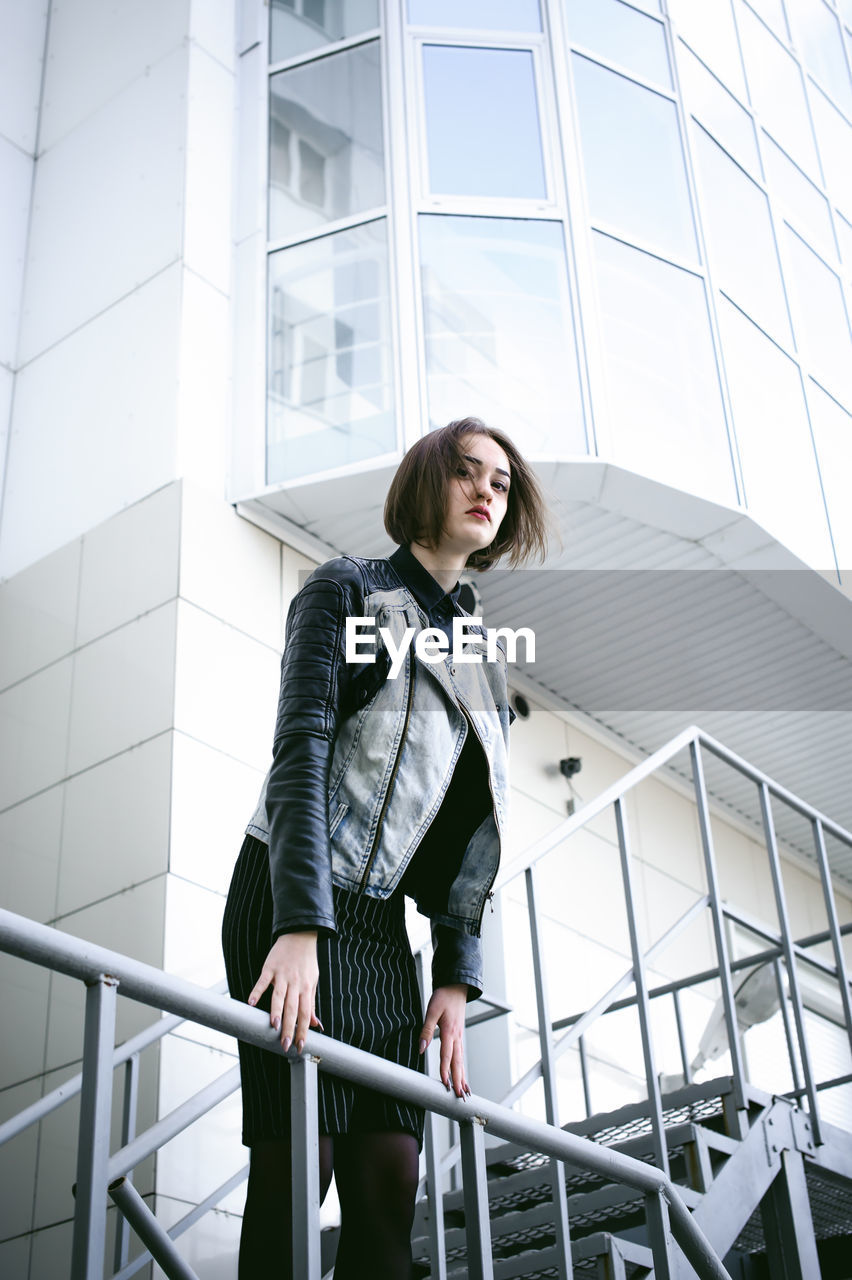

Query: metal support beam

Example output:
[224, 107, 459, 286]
[759, 783, 822, 1145]
[71, 975, 118, 1280]
[759, 1150, 821, 1280]
[108, 1177, 199, 1280]
[114, 1053, 140, 1272]
[527, 866, 573, 1279]
[614, 798, 669, 1177]
[672, 989, 691, 1085]
[290, 1054, 322, 1280]
[460, 1117, 494, 1280]
[645, 1188, 674, 1280]
[811, 819, 852, 1057]
[690, 742, 748, 1113]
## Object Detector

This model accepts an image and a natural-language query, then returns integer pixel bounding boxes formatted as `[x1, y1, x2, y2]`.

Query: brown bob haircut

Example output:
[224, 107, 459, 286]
[384, 417, 550, 570]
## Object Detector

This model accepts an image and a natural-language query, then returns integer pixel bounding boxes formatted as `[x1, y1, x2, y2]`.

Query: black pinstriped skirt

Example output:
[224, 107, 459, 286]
[222, 835, 425, 1148]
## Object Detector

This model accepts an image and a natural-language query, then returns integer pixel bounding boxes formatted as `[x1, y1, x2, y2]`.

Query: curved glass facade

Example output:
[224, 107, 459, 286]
[264, 0, 852, 576]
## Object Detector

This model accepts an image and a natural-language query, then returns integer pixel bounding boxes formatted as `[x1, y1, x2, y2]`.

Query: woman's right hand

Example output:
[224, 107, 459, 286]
[247, 931, 322, 1052]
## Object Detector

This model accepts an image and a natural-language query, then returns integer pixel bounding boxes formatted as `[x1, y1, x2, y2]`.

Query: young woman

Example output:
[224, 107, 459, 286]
[222, 417, 548, 1278]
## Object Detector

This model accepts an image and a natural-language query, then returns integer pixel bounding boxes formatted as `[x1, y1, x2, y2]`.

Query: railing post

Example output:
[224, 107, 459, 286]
[772, 957, 803, 1098]
[758, 783, 822, 1144]
[672, 989, 691, 1085]
[459, 1117, 494, 1280]
[614, 798, 669, 1177]
[289, 1054, 322, 1280]
[645, 1188, 674, 1280]
[71, 974, 118, 1280]
[526, 866, 574, 1278]
[577, 1033, 592, 1118]
[416, 950, 448, 1280]
[811, 818, 852, 1056]
[690, 739, 748, 1112]
[114, 1052, 140, 1272]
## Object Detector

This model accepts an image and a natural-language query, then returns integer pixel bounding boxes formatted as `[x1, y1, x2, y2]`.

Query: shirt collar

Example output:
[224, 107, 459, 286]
[388, 544, 463, 618]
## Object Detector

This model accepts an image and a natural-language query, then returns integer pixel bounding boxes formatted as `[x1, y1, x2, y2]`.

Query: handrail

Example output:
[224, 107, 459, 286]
[0, 980, 228, 1151]
[496, 724, 852, 891]
[0, 906, 732, 1280]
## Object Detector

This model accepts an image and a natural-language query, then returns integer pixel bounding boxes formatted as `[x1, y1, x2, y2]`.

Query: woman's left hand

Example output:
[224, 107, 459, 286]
[419, 984, 471, 1099]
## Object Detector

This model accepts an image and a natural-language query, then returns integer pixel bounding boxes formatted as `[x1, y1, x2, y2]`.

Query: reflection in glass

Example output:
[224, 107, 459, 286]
[677, 42, 760, 176]
[270, 0, 379, 63]
[762, 134, 834, 262]
[269, 43, 384, 240]
[810, 87, 852, 219]
[572, 56, 697, 261]
[785, 0, 852, 116]
[422, 46, 546, 198]
[784, 229, 852, 407]
[806, 380, 852, 576]
[666, 0, 746, 98]
[838, 215, 852, 287]
[566, 0, 670, 88]
[693, 127, 792, 345]
[718, 300, 834, 567]
[592, 233, 736, 504]
[737, 4, 820, 178]
[419, 215, 585, 454]
[408, 0, 541, 30]
[267, 221, 394, 482]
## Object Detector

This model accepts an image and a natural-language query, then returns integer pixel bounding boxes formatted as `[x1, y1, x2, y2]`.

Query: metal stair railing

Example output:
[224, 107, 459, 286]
[0, 905, 733, 1280]
[431, 724, 852, 1200]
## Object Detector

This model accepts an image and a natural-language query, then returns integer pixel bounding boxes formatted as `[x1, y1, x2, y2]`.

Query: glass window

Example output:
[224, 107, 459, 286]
[785, 0, 852, 116]
[693, 127, 792, 345]
[737, 3, 820, 178]
[762, 134, 835, 262]
[667, 0, 746, 98]
[270, 0, 379, 63]
[267, 220, 395, 481]
[838, 214, 852, 285]
[572, 55, 698, 262]
[807, 380, 852, 577]
[842, 0, 852, 26]
[677, 42, 760, 175]
[422, 46, 547, 198]
[718, 299, 835, 567]
[809, 86, 852, 219]
[744, 0, 789, 40]
[565, 0, 671, 89]
[591, 232, 736, 503]
[418, 215, 585, 454]
[408, 0, 541, 30]
[269, 43, 385, 240]
[784, 228, 852, 407]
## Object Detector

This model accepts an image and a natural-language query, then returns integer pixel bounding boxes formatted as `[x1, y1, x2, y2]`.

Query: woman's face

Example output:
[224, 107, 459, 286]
[439, 433, 511, 558]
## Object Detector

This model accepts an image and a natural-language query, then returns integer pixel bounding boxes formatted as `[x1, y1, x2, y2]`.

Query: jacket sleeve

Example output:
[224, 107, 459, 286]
[431, 922, 483, 1003]
[266, 565, 362, 940]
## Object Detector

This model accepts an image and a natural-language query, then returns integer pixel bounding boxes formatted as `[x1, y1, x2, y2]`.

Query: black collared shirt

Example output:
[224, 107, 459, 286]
[388, 545, 492, 918]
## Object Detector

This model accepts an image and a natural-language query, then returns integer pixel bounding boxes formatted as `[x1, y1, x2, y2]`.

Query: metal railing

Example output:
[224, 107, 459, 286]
[431, 725, 852, 1198]
[3, 722, 851, 1277]
[0, 905, 732, 1280]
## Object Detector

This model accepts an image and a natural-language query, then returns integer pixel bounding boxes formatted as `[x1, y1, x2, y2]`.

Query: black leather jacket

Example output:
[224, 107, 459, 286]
[246, 553, 513, 1001]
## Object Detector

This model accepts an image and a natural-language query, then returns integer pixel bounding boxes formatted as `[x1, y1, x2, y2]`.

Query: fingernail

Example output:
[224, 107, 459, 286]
[316, 1019, 325, 1031]
[248, 996, 256, 1007]
[419, 1039, 427, 1054]
[282, 1036, 292, 1052]
[273, 1016, 280, 1032]
[297, 1039, 304, 1054]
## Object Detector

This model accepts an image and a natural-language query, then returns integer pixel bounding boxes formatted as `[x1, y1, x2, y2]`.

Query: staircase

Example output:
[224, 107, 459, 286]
[323, 1075, 852, 1278]
[406, 1075, 852, 1279]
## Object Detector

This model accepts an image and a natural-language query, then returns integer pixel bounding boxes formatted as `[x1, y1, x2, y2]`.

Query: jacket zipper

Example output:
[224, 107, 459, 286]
[357, 656, 416, 893]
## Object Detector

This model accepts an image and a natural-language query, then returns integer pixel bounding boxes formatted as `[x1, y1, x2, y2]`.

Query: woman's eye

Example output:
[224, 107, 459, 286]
[493, 481, 507, 492]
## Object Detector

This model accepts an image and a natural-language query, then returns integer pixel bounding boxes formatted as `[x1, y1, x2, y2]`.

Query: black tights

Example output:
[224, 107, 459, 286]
[239, 1131, 420, 1279]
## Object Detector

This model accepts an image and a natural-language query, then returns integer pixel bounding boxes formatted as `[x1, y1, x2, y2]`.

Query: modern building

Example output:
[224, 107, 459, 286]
[1, 0, 851, 1275]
